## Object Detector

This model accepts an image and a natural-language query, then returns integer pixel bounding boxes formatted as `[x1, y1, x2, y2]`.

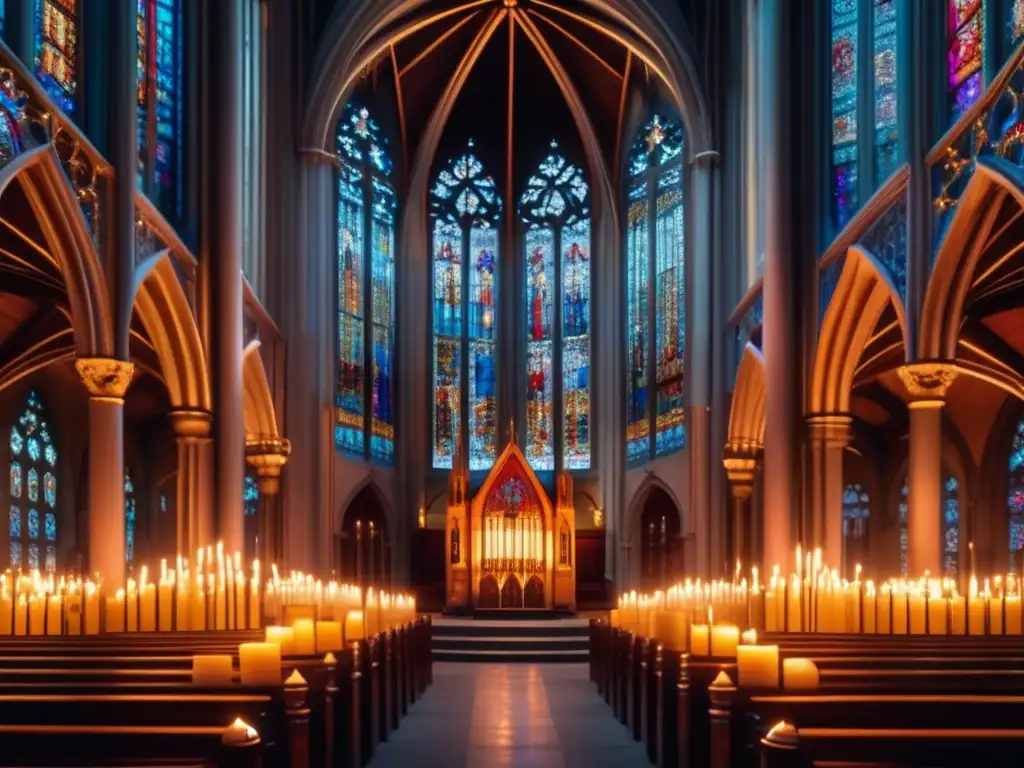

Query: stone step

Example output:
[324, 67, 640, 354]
[431, 617, 590, 663]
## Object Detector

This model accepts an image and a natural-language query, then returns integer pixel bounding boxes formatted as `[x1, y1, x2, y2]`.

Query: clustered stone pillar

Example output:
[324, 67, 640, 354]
[170, 410, 215, 558]
[205, 0, 246, 554]
[723, 453, 758, 568]
[75, 358, 134, 586]
[246, 437, 292, 566]
[807, 414, 852, 571]
[899, 364, 957, 575]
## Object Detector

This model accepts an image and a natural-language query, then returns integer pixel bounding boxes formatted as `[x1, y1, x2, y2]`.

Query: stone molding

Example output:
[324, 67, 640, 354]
[722, 454, 758, 499]
[74, 358, 135, 402]
[806, 413, 853, 448]
[169, 409, 214, 440]
[246, 436, 292, 495]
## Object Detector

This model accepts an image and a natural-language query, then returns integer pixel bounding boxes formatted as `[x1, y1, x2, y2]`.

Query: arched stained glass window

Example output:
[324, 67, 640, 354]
[8, 391, 57, 571]
[335, 102, 397, 465]
[124, 471, 137, 565]
[136, 0, 183, 220]
[898, 472, 959, 577]
[1008, 418, 1024, 569]
[430, 141, 502, 470]
[949, 0, 984, 120]
[34, 0, 78, 114]
[519, 141, 591, 471]
[842, 483, 870, 570]
[626, 114, 685, 465]
[831, 0, 859, 230]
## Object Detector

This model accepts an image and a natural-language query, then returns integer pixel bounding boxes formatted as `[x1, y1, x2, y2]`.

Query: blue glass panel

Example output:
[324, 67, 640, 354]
[34, 0, 77, 114]
[44, 511, 55, 541]
[9, 505, 20, 539]
[949, 0, 984, 122]
[44, 545, 55, 572]
[562, 219, 590, 470]
[370, 180, 396, 464]
[244, 475, 259, 517]
[27, 468, 38, 502]
[9, 461, 21, 498]
[152, 0, 182, 217]
[626, 192, 650, 464]
[468, 226, 498, 471]
[28, 543, 38, 569]
[124, 472, 136, 563]
[9, 541, 19, 568]
[832, 0, 859, 230]
[336, 163, 365, 456]
[43, 472, 55, 508]
[10, 427, 23, 456]
[873, 0, 898, 185]
[654, 171, 685, 456]
[524, 226, 554, 471]
[27, 508, 39, 539]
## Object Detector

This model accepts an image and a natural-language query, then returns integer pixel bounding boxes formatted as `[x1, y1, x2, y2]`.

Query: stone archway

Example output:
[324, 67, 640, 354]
[339, 484, 391, 586]
[638, 486, 682, 590]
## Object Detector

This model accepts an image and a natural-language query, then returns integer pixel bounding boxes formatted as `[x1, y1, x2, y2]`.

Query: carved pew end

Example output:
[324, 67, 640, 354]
[218, 717, 263, 768]
[759, 721, 800, 768]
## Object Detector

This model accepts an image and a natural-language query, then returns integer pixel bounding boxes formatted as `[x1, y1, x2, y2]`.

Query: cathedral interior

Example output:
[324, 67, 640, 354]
[2, 0, 1024, 610]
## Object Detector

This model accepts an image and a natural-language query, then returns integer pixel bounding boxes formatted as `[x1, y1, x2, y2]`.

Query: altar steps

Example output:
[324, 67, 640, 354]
[432, 617, 590, 663]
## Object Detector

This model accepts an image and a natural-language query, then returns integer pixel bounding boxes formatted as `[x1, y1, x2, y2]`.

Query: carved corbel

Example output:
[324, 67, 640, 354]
[74, 358, 135, 403]
[246, 435, 292, 495]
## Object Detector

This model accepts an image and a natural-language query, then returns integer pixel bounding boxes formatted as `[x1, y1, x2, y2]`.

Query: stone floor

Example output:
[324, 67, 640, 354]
[369, 663, 650, 768]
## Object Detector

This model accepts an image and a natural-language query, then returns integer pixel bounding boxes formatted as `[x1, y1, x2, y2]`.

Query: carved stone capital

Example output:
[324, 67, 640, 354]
[723, 455, 758, 499]
[246, 436, 292, 495]
[74, 358, 134, 402]
[169, 409, 213, 440]
[806, 413, 853, 448]
[897, 363, 958, 403]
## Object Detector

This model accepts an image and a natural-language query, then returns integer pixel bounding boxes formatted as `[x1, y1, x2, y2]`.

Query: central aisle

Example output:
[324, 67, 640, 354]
[369, 663, 651, 768]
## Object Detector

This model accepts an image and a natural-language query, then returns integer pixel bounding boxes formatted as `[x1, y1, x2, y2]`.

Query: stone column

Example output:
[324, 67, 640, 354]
[898, 364, 957, 575]
[688, 153, 717, 577]
[246, 437, 291, 566]
[75, 358, 134, 585]
[806, 415, 852, 570]
[723, 454, 758, 568]
[759, 0, 801, 569]
[205, 0, 246, 554]
[169, 410, 214, 558]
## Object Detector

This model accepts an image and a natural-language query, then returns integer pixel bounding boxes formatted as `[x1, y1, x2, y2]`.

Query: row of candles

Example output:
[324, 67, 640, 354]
[0, 545, 416, 636]
[482, 514, 544, 574]
[193, 589, 418, 687]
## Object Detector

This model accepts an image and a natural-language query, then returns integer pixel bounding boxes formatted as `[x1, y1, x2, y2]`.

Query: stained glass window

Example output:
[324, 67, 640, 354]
[842, 483, 870, 570]
[8, 391, 56, 570]
[1011, 0, 1024, 47]
[431, 141, 502, 470]
[949, 0, 984, 120]
[627, 115, 685, 465]
[34, 0, 77, 114]
[1008, 418, 1024, 569]
[898, 472, 959, 577]
[244, 474, 259, 517]
[519, 142, 591, 472]
[831, 0, 859, 230]
[873, 0, 898, 185]
[124, 471, 136, 565]
[136, 0, 183, 219]
[243, 473, 259, 560]
[335, 102, 397, 464]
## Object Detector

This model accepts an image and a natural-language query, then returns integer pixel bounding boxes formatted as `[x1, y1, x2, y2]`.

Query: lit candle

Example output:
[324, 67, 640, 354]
[264, 625, 296, 655]
[158, 578, 173, 632]
[65, 589, 81, 635]
[710, 625, 740, 658]
[740, 629, 758, 645]
[126, 581, 138, 633]
[315, 620, 344, 653]
[863, 585, 876, 634]
[45, 595, 61, 636]
[345, 610, 365, 642]
[736, 642, 779, 688]
[192, 654, 234, 686]
[84, 583, 99, 635]
[292, 618, 315, 655]
[1006, 596, 1022, 635]
[892, 590, 908, 635]
[105, 590, 126, 633]
[927, 594, 947, 635]
[950, 595, 966, 635]
[968, 583, 986, 636]
[13, 594, 27, 636]
[190, 577, 207, 631]
[782, 658, 820, 690]
[690, 624, 710, 657]
[248, 575, 261, 630]
[0, 590, 13, 636]
[238, 642, 282, 686]
[27, 595, 45, 636]
[138, 583, 156, 632]
[653, 611, 687, 651]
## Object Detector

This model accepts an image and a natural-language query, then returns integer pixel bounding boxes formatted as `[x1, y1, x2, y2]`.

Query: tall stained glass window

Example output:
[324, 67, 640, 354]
[949, 0, 984, 120]
[136, 0, 183, 220]
[34, 0, 77, 114]
[8, 391, 57, 571]
[518, 141, 591, 471]
[831, 0, 859, 230]
[842, 483, 870, 570]
[124, 471, 137, 565]
[430, 142, 502, 470]
[898, 472, 959, 577]
[626, 114, 685, 465]
[334, 102, 397, 464]
[873, 0, 898, 185]
[1008, 418, 1024, 569]
[244, 473, 259, 560]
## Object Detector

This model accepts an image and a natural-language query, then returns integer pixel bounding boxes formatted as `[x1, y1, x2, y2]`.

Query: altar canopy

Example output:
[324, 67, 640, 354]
[445, 439, 576, 611]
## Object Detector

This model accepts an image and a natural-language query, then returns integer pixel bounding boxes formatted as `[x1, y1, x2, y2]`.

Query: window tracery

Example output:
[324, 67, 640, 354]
[518, 141, 591, 472]
[627, 114, 685, 465]
[335, 102, 396, 465]
[8, 391, 57, 571]
[431, 142, 502, 471]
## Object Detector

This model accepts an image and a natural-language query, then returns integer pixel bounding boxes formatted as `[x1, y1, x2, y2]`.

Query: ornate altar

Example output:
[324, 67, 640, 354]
[446, 438, 576, 611]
